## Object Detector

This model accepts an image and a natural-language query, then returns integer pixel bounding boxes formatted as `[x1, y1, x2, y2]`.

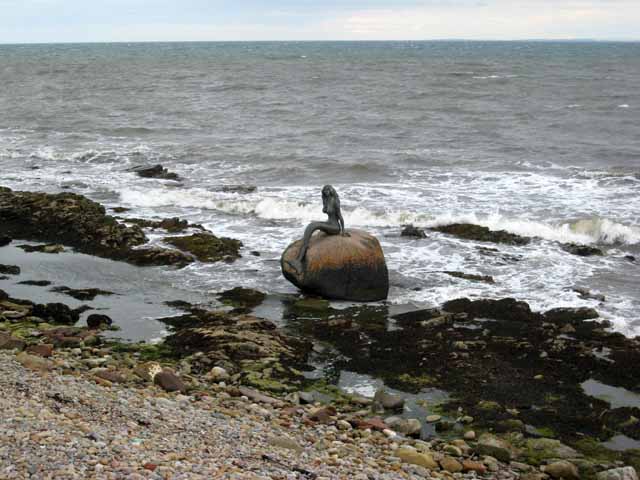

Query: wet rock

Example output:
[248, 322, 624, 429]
[127, 164, 179, 180]
[126, 247, 193, 267]
[401, 225, 427, 238]
[0, 236, 12, 247]
[219, 185, 257, 194]
[443, 271, 495, 284]
[374, 389, 405, 410]
[51, 286, 115, 301]
[17, 280, 52, 287]
[596, 467, 639, 480]
[522, 438, 582, 463]
[125, 217, 202, 233]
[386, 417, 421, 436]
[18, 243, 65, 254]
[563, 243, 604, 256]
[543, 460, 580, 479]
[25, 343, 53, 357]
[32, 303, 79, 325]
[153, 369, 187, 393]
[476, 433, 512, 462]
[86, 314, 113, 330]
[574, 288, 606, 302]
[0, 332, 26, 351]
[395, 448, 439, 469]
[426, 415, 442, 423]
[431, 223, 531, 245]
[164, 233, 242, 263]
[443, 297, 537, 322]
[544, 307, 599, 323]
[626, 255, 636, 262]
[281, 229, 389, 302]
[218, 287, 266, 311]
[0, 265, 20, 275]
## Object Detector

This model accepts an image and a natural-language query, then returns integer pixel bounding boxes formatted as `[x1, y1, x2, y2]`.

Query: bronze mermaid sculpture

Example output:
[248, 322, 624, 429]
[287, 185, 347, 274]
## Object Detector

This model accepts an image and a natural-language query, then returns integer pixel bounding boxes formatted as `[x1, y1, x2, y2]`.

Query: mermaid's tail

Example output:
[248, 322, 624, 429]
[285, 258, 304, 275]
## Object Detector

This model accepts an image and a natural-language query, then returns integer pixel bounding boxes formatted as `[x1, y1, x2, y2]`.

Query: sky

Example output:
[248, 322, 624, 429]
[1, 0, 639, 43]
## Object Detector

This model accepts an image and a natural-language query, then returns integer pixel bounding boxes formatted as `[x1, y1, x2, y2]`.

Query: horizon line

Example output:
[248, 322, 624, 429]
[1, 38, 640, 46]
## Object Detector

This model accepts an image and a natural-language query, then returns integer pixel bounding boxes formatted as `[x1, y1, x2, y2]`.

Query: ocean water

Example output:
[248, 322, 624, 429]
[1, 41, 639, 334]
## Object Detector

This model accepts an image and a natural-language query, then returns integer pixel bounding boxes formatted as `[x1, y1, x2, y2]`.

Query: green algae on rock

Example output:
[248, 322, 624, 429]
[0, 187, 196, 267]
[164, 233, 242, 263]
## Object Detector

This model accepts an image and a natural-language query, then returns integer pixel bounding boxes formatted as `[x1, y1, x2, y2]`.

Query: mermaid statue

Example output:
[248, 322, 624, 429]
[287, 185, 347, 274]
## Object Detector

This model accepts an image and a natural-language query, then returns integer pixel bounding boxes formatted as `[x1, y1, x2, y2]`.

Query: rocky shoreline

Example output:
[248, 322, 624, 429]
[1, 186, 639, 479]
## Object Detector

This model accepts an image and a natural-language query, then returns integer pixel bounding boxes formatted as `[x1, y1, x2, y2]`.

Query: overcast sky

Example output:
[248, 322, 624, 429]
[1, 0, 639, 43]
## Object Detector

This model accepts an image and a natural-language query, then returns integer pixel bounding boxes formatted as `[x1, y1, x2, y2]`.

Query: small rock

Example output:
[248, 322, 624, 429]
[401, 225, 427, 239]
[0, 332, 26, 351]
[0, 264, 20, 275]
[596, 467, 639, 480]
[464, 430, 476, 440]
[440, 456, 463, 473]
[395, 448, 439, 470]
[206, 366, 230, 382]
[374, 389, 405, 410]
[87, 314, 113, 330]
[337, 420, 353, 431]
[462, 460, 487, 474]
[387, 418, 421, 436]
[476, 433, 512, 462]
[543, 461, 580, 480]
[426, 415, 441, 423]
[444, 445, 463, 456]
[154, 369, 187, 393]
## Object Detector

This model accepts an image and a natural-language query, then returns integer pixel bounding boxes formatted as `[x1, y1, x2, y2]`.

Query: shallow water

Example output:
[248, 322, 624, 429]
[0, 41, 639, 335]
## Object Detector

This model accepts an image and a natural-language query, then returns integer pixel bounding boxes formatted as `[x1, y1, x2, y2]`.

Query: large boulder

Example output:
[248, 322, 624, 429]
[281, 229, 389, 302]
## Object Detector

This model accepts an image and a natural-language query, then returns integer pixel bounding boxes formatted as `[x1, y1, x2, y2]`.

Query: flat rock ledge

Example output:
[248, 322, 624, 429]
[0, 187, 240, 267]
[281, 229, 389, 302]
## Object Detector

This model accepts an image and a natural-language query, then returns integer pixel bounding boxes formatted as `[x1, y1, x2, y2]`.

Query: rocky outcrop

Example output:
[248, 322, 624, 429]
[164, 233, 242, 263]
[0, 188, 200, 267]
[124, 217, 204, 233]
[401, 225, 427, 238]
[281, 229, 389, 302]
[127, 164, 179, 180]
[0, 264, 20, 275]
[51, 286, 115, 301]
[563, 243, 604, 256]
[431, 223, 531, 245]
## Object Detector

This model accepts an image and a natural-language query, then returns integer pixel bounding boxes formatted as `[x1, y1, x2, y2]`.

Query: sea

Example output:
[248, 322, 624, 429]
[1, 41, 639, 340]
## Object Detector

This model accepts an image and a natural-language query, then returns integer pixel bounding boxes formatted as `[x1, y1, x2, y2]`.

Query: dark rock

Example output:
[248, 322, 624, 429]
[154, 369, 187, 393]
[50, 286, 115, 301]
[86, 314, 113, 330]
[26, 343, 54, 357]
[374, 389, 405, 410]
[219, 185, 257, 194]
[32, 303, 80, 325]
[573, 288, 606, 302]
[0, 265, 20, 275]
[127, 164, 180, 181]
[562, 243, 604, 256]
[218, 287, 266, 311]
[17, 280, 52, 287]
[281, 229, 389, 302]
[431, 223, 530, 245]
[0, 236, 11, 247]
[164, 233, 242, 263]
[401, 225, 427, 239]
[625, 255, 636, 262]
[0, 332, 26, 351]
[250, 251, 261, 256]
[442, 297, 538, 322]
[544, 307, 599, 323]
[126, 247, 194, 267]
[444, 271, 495, 284]
[42, 327, 96, 347]
[18, 243, 65, 254]
[164, 300, 195, 311]
[125, 217, 203, 233]
[111, 207, 131, 213]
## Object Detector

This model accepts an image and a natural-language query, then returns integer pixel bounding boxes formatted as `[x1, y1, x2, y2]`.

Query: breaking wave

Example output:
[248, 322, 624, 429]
[120, 188, 640, 246]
